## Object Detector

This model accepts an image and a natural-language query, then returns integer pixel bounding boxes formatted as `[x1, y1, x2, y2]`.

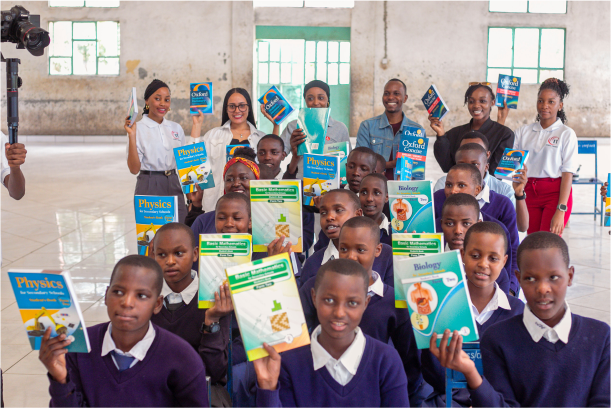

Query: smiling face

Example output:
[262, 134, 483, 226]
[359, 177, 388, 220]
[215, 198, 251, 234]
[304, 87, 329, 108]
[518, 248, 574, 328]
[537, 89, 563, 123]
[462, 232, 507, 289]
[227, 92, 249, 125]
[338, 226, 382, 277]
[257, 138, 286, 179]
[105, 265, 163, 336]
[441, 205, 480, 250]
[224, 162, 256, 195]
[319, 192, 362, 241]
[455, 150, 489, 180]
[467, 87, 493, 122]
[346, 152, 375, 193]
[382, 81, 407, 114]
[146, 87, 171, 123]
[444, 169, 482, 197]
[153, 229, 198, 293]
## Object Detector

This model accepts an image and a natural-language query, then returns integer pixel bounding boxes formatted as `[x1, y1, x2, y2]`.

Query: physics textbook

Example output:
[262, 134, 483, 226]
[134, 195, 178, 256]
[174, 142, 215, 194]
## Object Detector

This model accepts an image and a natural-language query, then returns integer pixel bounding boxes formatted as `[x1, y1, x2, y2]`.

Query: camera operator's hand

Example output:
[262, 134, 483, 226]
[124, 117, 137, 139]
[5, 143, 26, 168]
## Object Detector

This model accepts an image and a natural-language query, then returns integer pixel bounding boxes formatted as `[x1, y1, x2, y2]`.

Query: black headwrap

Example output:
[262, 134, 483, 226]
[303, 80, 330, 103]
[143, 79, 170, 115]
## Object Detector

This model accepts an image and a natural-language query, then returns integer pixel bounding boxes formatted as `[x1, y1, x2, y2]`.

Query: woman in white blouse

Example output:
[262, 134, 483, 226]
[513, 78, 576, 236]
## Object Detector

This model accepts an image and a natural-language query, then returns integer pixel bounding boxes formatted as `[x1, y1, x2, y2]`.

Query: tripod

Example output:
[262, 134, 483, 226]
[1, 53, 21, 144]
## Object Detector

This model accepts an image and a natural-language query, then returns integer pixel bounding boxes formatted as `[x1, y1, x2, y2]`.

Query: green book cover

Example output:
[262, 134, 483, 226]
[296, 107, 330, 156]
[226, 253, 310, 361]
[323, 141, 349, 184]
[394, 250, 479, 349]
[198, 234, 252, 308]
[250, 180, 303, 253]
[388, 181, 435, 234]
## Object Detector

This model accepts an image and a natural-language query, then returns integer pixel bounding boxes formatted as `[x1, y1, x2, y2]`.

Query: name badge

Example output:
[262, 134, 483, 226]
[546, 136, 559, 148]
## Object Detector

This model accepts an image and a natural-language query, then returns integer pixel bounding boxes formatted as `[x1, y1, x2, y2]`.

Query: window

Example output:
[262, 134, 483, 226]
[48, 21, 120, 75]
[49, 1, 120, 7]
[487, 27, 565, 84]
[254, 1, 354, 8]
[489, 1, 566, 13]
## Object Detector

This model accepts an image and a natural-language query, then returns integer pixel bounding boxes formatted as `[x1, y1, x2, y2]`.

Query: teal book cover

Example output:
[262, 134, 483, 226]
[174, 142, 215, 194]
[226, 145, 244, 162]
[397, 127, 429, 180]
[302, 154, 340, 206]
[394, 156, 413, 181]
[258, 85, 295, 125]
[393, 251, 479, 349]
[494, 148, 529, 181]
[496, 74, 521, 109]
[134, 195, 178, 256]
[296, 107, 330, 156]
[8, 269, 91, 352]
[421, 84, 449, 120]
[323, 141, 349, 184]
[388, 181, 435, 233]
[190, 82, 213, 115]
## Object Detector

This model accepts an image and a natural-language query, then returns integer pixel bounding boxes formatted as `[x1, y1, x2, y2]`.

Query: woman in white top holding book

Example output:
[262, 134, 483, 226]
[512, 78, 577, 236]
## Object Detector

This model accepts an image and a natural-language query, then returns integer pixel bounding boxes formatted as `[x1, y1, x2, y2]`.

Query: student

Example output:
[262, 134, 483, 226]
[421, 221, 524, 407]
[281, 80, 351, 179]
[345, 146, 377, 195]
[39, 255, 209, 407]
[124, 79, 201, 223]
[301, 189, 393, 287]
[513, 78, 577, 236]
[431, 83, 514, 174]
[150, 223, 232, 406]
[1, 131, 27, 200]
[300, 217, 425, 406]
[431, 232, 610, 407]
[359, 173, 392, 246]
[356, 78, 425, 179]
[437, 193, 511, 293]
[257, 134, 287, 180]
[253, 259, 409, 407]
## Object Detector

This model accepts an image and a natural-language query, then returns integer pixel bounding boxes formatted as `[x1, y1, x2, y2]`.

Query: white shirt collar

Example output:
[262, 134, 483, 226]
[379, 214, 390, 235]
[310, 325, 366, 385]
[523, 302, 572, 344]
[101, 321, 156, 363]
[532, 118, 563, 132]
[470, 283, 511, 325]
[475, 181, 490, 207]
[321, 240, 339, 265]
[141, 114, 168, 128]
[161, 270, 198, 306]
[221, 120, 259, 137]
[368, 270, 384, 297]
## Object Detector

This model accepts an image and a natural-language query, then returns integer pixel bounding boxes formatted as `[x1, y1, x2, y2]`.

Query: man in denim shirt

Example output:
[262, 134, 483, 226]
[356, 79, 425, 179]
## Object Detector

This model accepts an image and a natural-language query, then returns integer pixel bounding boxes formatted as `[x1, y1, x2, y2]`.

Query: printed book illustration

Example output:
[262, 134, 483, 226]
[174, 142, 215, 194]
[494, 148, 529, 181]
[199, 234, 252, 308]
[135, 195, 178, 256]
[323, 141, 350, 184]
[392, 233, 444, 263]
[190, 82, 213, 115]
[496, 74, 521, 109]
[421, 84, 449, 120]
[388, 181, 435, 234]
[258, 85, 295, 125]
[296, 107, 331, 156]
[227, 253, 310, 361]
[302, 153, 340, 206]
[8, 269, 91, 352]
[250, 180, 303, 252]
[605, 173, 610, 227]
[393, 250, 479, 349]
[396, 128, 429, 180]
[127, 87, 138, 127]
[395, 156, 413, 181]
[226, 145, 244, 162]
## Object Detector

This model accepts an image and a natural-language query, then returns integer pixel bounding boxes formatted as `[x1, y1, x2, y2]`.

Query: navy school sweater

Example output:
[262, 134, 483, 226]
[255, 334, 409, 407]
[433, 189, 519, 294]
[312, 226, 392, 252]
[48, 322, 209, 407]
[150, 291, 230, 385]
[470, 313, 610, 407]
[299, 243, 394, 288]
[299, 276, 422, 404]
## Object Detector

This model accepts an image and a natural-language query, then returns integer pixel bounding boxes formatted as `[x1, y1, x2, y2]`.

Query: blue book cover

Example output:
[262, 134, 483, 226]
[397, 127, 429, 180]
[393, 250, 479, 349]
[190, 82, 213, 115]
[8, 269, 91, 352]
[394, 156, 413, 181]
[323, 141, 349, 184]
[226, 145, 244, 162]
[421, 84, 449, 120]
[258, 85, 295, 125]
[302, 153, 340, 206]
[296, 107, 330, 156]
[135, 195, 178, 256]
[174, 142, 215, 194]
[494, 148, 529, 181]
[388, 180, 435, 234]
[496, 74, 521, 109]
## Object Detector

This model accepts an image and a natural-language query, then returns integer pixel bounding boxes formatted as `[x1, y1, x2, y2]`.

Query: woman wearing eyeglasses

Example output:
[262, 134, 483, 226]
[430, 82, 514, 175]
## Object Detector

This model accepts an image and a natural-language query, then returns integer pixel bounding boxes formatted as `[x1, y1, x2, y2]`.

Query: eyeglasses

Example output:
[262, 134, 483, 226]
[227, 104, 249, 112]
[469, 82, 491, 86]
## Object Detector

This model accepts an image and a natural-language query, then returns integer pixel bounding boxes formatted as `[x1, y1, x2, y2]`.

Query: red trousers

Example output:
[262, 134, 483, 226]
[525, 177, 573, 235]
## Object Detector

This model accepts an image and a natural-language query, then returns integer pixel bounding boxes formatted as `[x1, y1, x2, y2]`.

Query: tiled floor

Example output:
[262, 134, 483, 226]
[1, 141, 609, 407]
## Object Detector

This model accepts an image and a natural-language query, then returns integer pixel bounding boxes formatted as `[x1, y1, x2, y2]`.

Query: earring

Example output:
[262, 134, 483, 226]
[168, 108, 171, 112]
[145, 104, 149, 110]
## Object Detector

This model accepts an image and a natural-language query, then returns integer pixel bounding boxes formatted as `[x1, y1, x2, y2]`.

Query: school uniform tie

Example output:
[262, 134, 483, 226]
[111, 350, 136, 372]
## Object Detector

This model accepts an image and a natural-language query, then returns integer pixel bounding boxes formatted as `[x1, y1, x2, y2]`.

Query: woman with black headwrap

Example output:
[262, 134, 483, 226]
[124, 79, 201, 223]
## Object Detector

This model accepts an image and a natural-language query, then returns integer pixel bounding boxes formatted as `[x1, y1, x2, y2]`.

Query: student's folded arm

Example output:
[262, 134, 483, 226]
[588, 332, 611, 407]
[198, 314, 231, 384]
[469, 337, 518, 407]
[355, 121, 371, 148]
[380, 347, 410, 407]
[172, 361, 210, 408]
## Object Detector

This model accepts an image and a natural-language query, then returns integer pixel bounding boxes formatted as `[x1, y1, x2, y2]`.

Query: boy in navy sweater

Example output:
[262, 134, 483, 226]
[150, 223, 232, 406]
[257, 134, 287, 180]
[359, 173, 392, 246]
[39, 255, 209, 407]
[422, 221, 524, 406]
[431, 232, 610, 407]
[253, 258, 409, 407]
[300, 217, 425, 406]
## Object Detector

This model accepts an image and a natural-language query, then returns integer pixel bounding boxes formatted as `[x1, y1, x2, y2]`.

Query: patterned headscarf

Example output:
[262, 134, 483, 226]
[223, 157, 260, 182]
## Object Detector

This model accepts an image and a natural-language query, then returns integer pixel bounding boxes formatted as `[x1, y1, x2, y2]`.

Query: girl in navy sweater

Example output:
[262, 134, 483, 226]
[359, 173, 392, 246]
[253, 258, 409, 407]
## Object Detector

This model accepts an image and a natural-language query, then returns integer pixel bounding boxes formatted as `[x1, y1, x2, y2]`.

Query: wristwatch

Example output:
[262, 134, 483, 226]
[186, 199, 193, 205]
[515, 192, 526, 201]
[557, 203, 568, 212]
[201, 321, 221, 334]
